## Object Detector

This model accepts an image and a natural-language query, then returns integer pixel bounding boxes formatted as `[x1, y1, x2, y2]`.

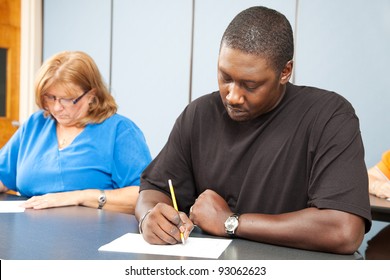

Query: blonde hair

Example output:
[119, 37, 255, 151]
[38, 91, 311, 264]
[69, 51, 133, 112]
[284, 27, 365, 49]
[35, 51, 117, 126]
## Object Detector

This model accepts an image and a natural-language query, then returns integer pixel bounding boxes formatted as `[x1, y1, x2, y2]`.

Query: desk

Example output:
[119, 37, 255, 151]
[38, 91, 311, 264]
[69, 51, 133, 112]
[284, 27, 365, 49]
[370, 194, 390, 222]
[0, 193, 361, 260]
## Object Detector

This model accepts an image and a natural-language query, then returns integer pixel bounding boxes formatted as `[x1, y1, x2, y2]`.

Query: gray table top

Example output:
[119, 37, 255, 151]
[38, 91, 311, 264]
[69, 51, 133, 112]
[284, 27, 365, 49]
[0, 193, 362, 260]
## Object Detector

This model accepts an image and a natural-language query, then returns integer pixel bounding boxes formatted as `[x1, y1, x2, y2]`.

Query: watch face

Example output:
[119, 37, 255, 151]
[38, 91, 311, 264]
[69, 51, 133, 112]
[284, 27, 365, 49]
[225, 216, 239, 232]
[99, 195, 106, 203]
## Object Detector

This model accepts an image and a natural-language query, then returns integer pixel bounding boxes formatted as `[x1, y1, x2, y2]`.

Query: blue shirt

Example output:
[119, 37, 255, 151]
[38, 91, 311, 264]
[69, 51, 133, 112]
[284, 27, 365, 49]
[0, 111, 152, 197]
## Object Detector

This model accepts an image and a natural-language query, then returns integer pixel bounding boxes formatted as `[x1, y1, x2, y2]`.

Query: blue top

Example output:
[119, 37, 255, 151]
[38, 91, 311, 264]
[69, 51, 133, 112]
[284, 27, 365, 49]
[0, 111, 152, 197]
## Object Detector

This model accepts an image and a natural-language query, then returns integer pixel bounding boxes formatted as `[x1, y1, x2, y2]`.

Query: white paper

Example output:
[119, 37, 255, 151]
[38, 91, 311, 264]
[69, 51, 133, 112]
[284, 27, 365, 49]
[0, 201, 26, 213]
[99, 233, 232, 259]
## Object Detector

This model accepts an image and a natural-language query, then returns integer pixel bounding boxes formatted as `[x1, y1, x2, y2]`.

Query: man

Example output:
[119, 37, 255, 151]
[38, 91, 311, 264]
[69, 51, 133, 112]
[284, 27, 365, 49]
[135, 6, 371, 254]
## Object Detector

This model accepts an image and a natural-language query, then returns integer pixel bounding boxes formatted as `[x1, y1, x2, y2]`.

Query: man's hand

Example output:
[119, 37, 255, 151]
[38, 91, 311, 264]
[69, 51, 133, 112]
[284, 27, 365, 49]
[189, 189, 232, 236]
[140, 202, 194, 244]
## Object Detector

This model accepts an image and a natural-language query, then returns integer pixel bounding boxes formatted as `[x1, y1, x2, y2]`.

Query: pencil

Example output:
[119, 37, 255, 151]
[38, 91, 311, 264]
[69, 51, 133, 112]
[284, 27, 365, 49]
[168, 179, 185, 245]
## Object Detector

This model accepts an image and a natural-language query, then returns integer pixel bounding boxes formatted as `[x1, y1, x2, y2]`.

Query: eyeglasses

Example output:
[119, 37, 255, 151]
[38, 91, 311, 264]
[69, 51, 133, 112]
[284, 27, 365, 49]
[43, 90, 89, 108]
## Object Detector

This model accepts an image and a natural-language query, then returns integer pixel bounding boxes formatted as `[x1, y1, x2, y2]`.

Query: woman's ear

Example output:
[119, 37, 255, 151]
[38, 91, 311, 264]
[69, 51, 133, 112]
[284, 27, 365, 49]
[88, 89, 97, 105]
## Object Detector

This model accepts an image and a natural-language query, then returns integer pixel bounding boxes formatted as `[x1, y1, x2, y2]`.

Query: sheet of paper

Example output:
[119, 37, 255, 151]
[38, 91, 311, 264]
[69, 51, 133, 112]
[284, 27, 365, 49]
[99, 233, 232, 259]
[0, 200, 26, 213]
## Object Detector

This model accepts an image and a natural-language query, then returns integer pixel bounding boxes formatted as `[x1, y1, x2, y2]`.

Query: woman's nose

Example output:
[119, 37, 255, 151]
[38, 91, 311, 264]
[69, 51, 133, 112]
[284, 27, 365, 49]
[52, 99, 65, 111]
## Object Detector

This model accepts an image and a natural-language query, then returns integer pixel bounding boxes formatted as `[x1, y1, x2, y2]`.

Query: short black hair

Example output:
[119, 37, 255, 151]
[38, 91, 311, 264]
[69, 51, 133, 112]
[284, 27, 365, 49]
[221, 6, 294, 73]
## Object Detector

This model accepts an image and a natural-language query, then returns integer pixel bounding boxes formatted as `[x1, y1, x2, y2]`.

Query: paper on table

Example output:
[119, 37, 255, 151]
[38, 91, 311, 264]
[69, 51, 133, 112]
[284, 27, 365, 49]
[0, 201, 26, 213]
[99, 233, 232, 259]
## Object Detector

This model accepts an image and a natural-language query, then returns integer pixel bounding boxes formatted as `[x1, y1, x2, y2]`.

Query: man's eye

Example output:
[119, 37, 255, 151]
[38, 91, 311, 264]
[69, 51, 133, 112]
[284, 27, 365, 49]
[221, 75, 232, 83]
[244, 84, 258, 91]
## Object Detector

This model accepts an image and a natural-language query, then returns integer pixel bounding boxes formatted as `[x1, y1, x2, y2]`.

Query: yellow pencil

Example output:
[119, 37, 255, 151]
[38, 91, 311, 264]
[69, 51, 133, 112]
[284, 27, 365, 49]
[168, 179, 185, 245]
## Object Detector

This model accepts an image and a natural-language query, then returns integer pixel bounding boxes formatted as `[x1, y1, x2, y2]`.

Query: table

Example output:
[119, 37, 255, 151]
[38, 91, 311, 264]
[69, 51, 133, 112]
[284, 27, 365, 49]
[370, 194, 390, 222]
[0, 193, 362, 260]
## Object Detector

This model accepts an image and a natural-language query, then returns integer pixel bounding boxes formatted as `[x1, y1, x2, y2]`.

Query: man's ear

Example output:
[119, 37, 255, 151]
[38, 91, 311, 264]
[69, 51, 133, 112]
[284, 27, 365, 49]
[280, 60, 293, 84]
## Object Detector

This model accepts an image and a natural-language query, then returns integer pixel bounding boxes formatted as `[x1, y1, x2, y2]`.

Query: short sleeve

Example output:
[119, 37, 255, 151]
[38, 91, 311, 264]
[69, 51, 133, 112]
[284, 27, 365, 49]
[111, 120, 152, 188]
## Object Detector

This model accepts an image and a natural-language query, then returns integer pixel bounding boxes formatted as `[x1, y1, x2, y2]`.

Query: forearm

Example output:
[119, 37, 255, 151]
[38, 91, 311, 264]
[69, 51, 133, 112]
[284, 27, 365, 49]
[77, 186, 140, 214]
[235, 207, 365, 254]
[135, 189, 172, 221]
[22, 186, 139, 213]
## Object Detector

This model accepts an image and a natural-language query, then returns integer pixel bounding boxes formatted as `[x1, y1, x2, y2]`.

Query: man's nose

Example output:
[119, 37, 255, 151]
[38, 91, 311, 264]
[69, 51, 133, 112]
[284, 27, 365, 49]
[226, 83, 244, 105]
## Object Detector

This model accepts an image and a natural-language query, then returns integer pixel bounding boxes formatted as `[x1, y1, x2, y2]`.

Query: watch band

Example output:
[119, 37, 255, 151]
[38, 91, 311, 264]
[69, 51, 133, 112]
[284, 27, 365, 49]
[98, 190, 106, 209]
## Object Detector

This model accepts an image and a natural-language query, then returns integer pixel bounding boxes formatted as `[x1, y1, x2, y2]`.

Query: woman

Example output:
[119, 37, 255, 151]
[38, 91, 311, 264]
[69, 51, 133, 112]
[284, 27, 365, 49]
[368, 150, 390, 198]
[0, 51, 152, 214]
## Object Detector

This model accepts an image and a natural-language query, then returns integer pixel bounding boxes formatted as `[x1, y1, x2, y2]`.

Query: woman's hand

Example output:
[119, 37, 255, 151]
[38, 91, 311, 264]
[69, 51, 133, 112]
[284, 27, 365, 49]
[20, 191, 79, 209]
[0, 181, 10, 193]
[368, 167, 390, 198]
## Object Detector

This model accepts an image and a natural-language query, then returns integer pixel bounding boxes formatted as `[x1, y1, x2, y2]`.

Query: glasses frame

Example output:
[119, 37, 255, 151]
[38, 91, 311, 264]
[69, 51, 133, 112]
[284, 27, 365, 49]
[72, 90, 90, 104]
[44, 90, 90, 107]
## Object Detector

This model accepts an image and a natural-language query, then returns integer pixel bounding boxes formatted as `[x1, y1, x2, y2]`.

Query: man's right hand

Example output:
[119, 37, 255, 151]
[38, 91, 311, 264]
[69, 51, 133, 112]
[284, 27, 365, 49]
[139, 202, 194, 244]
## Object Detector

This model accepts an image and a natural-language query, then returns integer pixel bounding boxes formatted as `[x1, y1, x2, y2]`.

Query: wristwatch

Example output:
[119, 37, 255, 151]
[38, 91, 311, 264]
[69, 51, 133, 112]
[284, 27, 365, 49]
[224, 213, 240, 236]
[98, 190, 107, 209]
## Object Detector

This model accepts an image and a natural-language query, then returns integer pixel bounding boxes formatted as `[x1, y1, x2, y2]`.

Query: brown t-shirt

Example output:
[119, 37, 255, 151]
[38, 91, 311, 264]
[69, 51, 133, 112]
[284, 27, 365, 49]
[140, 83, 372, 232]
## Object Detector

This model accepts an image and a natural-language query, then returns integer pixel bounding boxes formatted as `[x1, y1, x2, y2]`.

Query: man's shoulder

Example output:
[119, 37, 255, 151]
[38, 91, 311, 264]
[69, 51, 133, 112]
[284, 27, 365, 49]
[288, 83, 354, 111]
[290, 83, 346, 100]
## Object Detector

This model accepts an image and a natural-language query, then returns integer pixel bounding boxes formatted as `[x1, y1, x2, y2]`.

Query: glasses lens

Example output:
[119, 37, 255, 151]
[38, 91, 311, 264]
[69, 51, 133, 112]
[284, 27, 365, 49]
[44, 95, 55, 104]
[44, 94, 73, 108]
[59, 99, 73, 107]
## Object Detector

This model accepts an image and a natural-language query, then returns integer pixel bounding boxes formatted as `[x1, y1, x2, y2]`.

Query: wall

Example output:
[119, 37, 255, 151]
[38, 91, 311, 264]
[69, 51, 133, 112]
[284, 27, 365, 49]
[43, 0, 112, 82]
[111, 0, 193, 157]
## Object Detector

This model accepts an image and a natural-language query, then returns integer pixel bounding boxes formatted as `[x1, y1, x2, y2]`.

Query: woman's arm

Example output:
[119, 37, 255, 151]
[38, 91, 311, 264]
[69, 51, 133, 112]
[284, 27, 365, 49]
[20, 186, 140, 214]
[0, 181, 9, 193]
